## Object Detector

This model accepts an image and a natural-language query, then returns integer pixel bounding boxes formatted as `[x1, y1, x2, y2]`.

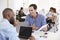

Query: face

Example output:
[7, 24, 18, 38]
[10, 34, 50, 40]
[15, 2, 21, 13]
[50, 9, 54, 13]
[29, 6, 36, 17]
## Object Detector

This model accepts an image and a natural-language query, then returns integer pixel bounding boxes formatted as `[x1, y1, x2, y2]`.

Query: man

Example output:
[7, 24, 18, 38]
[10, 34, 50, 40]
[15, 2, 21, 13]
[25, 4, 47, 40]
[25, 4, 47, 31]
[0, 8, 19, 40]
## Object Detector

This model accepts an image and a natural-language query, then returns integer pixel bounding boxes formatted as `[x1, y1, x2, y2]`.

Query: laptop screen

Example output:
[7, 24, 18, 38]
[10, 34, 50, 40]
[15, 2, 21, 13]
[19, 26, 32, 39]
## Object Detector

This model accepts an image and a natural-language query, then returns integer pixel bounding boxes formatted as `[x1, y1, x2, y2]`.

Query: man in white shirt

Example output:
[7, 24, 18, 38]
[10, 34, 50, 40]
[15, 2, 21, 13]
[0, 8, 19, 40]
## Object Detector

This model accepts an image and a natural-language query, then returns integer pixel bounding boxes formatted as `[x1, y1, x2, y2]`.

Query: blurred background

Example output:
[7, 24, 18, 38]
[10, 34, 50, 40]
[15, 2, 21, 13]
[0, 0, 60, 21]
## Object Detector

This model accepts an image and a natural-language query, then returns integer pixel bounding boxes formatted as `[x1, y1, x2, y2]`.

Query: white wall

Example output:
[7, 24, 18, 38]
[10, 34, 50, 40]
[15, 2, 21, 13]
[0, 0, 16, 22]
[13, 0, 60, 14]
[0, 0, 60, 21]
[0, 0, 7, 22]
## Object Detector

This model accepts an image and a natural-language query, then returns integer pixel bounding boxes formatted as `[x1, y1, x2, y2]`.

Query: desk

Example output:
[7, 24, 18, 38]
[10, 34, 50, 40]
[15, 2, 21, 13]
[32, 31, 59, 40]
[32, 31, 47, 40]
[18, 31, 58, 40]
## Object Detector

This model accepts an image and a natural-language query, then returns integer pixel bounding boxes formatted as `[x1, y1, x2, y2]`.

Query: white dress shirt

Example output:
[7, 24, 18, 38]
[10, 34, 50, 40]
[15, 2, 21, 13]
[0, 18, 19, 40]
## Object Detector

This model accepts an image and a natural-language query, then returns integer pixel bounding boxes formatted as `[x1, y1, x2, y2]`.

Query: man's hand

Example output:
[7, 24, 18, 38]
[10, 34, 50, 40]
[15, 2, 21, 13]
[41, 26, 48, 32]
[14, 19, 19, 27]
[31, 24, 38, 30]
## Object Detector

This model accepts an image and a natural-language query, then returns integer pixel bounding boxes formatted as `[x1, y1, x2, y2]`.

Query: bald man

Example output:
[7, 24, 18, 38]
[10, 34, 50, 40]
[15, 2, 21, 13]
[0, 8, 19, 40]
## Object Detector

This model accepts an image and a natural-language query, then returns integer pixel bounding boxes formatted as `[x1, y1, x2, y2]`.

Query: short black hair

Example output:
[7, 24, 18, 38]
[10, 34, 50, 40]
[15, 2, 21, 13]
[2, 8, 13, 18]
[3, 8, 13, 13]
[29, 4, 37, 10]
[50, 7, 56, 13]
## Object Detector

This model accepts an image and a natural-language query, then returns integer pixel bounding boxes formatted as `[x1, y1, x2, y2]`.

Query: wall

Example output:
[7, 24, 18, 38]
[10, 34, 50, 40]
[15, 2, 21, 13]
[0, 0, 7, 22]
[0, 0, 60, 22]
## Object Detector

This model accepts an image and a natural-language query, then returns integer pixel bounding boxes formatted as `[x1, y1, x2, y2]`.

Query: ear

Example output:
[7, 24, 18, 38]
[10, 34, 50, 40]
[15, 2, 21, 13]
[8, 14, 11, 18]
[6, 14, 11, 20]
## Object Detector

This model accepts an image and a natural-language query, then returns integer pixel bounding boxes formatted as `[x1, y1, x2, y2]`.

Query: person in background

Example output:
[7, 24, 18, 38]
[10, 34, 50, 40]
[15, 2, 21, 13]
[25, 4, 48, 40]
[0, 8, 19, 40]
[39, 9, 46, 18]
[18, 7, 26, 22]
[46, 7, 58, 32]
[46, 7, 57, 21]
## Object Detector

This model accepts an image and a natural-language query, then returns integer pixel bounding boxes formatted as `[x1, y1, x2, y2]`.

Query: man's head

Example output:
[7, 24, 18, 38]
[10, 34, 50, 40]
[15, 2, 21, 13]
[29, 4, 37, 17]
[2, 8, 15, 24]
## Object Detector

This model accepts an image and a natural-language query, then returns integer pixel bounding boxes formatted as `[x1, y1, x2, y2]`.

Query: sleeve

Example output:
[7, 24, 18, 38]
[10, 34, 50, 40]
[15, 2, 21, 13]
[8, 25, 19, 40]
[9, 31, 19, 40]
[0, 31, 8, 40]
[46, 13, 50, 17]
[0, 33, 5, 40]
[41, 15, 47, 26]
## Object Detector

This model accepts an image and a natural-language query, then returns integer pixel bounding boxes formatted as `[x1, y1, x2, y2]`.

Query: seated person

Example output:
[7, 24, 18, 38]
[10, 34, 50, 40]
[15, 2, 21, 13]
[0, 8, 19, 40]
[25, 4, 47, 31]
[18, 7, 26, 22]
[46, 7, 58, 32]
[25, 4, 48, 40]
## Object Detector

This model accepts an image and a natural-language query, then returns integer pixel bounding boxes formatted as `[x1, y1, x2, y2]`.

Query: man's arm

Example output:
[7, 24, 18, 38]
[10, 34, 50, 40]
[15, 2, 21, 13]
[8, 25, 19, 40]
[41, 15, 47, 26]
[41, 15, 48, 32]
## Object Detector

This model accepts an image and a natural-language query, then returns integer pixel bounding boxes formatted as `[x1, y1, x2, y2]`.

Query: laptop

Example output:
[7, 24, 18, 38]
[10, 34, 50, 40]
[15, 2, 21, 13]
[19, 26, 32, 39]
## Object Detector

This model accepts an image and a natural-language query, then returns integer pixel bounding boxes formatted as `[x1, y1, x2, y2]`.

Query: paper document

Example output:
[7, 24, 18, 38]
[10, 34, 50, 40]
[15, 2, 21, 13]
[38, 24, 48, 31]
